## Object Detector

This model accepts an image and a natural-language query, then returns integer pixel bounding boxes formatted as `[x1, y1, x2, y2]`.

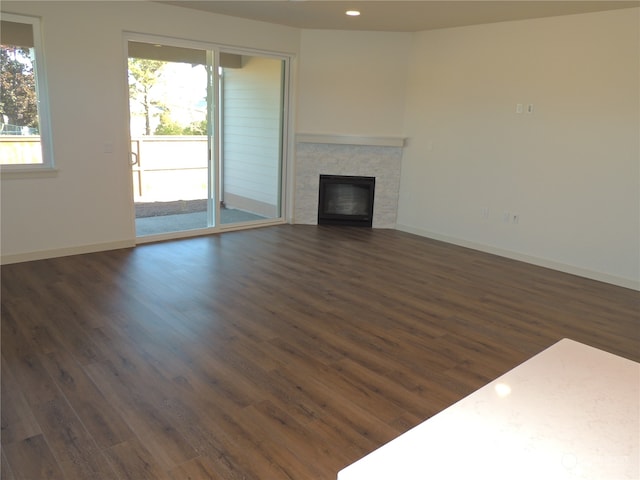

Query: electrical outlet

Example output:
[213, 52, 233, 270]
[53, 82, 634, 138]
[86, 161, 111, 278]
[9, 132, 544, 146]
[481, 207, 489, 219]
[503, 212, 510, 223]
[512, 214, 520, 224]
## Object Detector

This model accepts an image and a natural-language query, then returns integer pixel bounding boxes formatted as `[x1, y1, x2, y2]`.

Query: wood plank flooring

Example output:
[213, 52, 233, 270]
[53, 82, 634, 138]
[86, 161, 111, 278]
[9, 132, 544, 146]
[2, 225, 639, 479]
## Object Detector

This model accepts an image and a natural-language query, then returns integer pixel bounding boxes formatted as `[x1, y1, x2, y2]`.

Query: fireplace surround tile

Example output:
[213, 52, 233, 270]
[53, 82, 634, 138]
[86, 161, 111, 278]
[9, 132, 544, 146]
[294, 142, 402, 228]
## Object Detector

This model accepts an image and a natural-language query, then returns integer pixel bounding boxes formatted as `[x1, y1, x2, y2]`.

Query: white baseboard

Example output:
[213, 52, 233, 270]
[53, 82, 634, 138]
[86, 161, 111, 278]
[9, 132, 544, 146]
[395, 224, 640, 291]
[1, 240, 135, 265]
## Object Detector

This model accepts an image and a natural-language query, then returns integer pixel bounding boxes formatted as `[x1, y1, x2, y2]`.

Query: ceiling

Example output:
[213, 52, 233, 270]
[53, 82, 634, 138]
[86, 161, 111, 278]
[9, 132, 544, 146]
[160, 1, 639, 32]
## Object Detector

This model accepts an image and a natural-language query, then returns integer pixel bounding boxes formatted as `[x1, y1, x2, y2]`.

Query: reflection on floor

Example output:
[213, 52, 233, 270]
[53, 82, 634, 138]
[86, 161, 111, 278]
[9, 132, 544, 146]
[135, 208, 266, 237]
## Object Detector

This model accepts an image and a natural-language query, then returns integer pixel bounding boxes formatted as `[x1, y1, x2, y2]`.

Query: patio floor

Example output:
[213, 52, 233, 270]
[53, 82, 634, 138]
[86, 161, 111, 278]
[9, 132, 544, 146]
[135, 207, 266, 236]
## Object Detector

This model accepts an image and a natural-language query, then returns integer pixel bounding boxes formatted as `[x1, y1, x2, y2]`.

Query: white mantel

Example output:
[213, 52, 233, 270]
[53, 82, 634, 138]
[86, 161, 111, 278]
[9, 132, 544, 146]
[296, 133, 405, 148]
[294, 134, 404, 228]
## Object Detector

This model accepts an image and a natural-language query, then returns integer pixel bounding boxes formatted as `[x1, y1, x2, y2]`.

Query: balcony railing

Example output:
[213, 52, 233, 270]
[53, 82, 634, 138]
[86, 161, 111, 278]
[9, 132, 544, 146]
[3, 135, 275, 221]
[1, 135, 208, 204]
[131, 135, 208, 203]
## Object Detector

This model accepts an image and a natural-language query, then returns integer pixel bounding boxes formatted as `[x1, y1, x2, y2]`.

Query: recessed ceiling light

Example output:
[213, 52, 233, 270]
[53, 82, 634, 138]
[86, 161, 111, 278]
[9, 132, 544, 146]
[345, 10, 361, 17]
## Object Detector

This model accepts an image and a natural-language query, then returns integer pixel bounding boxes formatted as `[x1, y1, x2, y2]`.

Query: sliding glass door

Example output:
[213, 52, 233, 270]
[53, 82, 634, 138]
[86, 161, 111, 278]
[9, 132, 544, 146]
[127, 38, 287, 238]
[219, 53, 285, 224]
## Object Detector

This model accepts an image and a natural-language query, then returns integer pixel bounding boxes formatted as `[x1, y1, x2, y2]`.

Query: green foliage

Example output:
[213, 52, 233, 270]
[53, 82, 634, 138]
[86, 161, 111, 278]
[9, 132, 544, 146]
[128, 58, 164, 96]
[129, 57, 207, 136]
[128, 58, 166, 135]
[0, 46, 39, 131]
[154, 111, 184, 135]
[182, 120, 207, 135]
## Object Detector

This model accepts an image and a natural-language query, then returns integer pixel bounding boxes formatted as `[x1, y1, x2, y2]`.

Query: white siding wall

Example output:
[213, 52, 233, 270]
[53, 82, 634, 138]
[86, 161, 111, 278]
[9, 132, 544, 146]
[222, 56, 282, 216]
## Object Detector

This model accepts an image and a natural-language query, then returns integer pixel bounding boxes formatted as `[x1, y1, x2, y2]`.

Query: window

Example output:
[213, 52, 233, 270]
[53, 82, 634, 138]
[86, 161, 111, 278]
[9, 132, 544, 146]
[0, 13, 53, 170]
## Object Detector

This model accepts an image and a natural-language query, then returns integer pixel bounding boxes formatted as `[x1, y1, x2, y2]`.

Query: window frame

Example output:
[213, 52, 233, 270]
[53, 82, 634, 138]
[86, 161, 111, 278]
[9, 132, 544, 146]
[1, 12, 55, 175]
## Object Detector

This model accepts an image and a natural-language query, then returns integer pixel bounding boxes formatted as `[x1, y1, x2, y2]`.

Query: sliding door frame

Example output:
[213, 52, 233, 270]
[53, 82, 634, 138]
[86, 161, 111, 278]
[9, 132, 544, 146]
[124, 32, 292, 244]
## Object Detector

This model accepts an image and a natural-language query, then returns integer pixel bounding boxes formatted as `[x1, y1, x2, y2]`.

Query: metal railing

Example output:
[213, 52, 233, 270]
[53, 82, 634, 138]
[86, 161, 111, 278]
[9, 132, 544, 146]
[130, 136, 209, 202]
[0, 123, 39, 135]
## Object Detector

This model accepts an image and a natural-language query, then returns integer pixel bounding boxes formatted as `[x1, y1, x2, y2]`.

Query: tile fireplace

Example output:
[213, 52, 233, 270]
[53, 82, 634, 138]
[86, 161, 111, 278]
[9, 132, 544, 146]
[294, 136, 403, 228]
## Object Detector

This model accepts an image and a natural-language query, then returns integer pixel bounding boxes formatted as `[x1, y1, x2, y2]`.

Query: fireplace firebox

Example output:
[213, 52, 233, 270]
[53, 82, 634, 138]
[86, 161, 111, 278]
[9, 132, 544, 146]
[317, 175, 375, 227]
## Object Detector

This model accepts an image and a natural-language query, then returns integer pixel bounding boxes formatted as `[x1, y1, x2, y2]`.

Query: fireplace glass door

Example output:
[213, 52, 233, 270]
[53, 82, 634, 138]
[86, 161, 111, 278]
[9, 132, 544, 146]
[318, 175, 375, 227]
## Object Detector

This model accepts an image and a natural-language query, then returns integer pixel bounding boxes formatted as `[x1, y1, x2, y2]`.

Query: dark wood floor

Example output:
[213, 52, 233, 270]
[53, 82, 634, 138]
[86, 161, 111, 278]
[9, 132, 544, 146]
[2, 225, 639, 480]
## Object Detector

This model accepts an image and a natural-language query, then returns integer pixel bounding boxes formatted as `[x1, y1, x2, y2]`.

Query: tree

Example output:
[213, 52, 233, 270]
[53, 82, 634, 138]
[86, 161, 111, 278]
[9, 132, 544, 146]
[154, 108, 183, 135]
[182, 120, 207, 135]
[128, 58, 165, 135]
[0, 46, 38, 132]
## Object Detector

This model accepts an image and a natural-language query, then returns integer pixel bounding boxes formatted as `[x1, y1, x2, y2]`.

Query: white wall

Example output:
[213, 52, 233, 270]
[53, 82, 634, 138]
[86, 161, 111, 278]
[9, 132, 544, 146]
[398, 8, 640, 289]
[0, 1, 299, 262]
[296, 29, 411, 136]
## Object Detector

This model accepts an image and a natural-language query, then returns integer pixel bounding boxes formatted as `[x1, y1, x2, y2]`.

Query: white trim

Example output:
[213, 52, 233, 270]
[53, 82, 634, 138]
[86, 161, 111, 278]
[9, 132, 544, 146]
[135, 218, 287, 244]
[280, 55, 292, 223]
[285, 56, 298, 224]
[396, 223, 640, 291]
[219, 218, 287, 232]
[1, 13, 55, 171]
[124, 31, 294, 60]
[1, 240, 135, 265]
[135, 228, 215, 244]
[296, 133, 405, 148]
[1, 166, 58, 179]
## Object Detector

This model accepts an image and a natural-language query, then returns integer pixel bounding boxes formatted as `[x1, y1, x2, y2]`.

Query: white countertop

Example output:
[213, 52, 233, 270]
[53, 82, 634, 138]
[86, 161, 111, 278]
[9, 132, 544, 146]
[338, 338, 640, 480]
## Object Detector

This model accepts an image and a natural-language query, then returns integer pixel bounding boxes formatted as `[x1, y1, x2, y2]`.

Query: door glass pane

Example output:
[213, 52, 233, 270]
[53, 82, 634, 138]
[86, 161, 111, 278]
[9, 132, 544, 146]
[219, 54, 284, 225]
[128, 41, 212, 236]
